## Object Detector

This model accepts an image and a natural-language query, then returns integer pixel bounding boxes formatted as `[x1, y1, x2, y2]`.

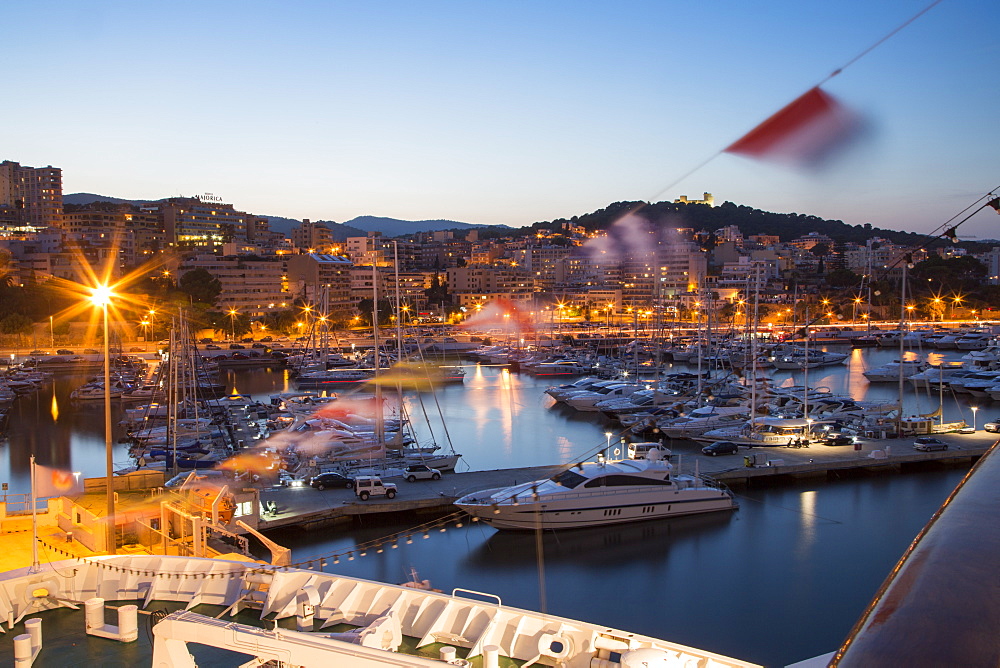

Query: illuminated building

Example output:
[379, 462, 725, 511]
[0, 160, 62, 229]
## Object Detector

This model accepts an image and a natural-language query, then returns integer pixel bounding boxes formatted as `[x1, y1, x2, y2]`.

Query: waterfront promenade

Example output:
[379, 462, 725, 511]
[255, 432, 995, 531]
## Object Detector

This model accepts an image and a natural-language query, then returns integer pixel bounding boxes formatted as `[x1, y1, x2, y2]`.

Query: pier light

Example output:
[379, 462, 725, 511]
[972, 406, 979, 431]
[89, 283, 117, 555]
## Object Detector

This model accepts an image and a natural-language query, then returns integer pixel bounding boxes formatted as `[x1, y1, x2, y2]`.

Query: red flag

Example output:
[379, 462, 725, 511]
[725, 86, 860, 168]
[34, 463, 83, 498]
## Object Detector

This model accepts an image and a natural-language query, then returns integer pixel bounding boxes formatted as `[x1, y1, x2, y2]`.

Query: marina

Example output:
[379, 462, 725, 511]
[0, 335, 997, 665]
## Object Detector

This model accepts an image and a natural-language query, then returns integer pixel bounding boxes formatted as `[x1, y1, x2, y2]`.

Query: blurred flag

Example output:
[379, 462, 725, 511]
[725, 86, 861, 168]
[34, 463, 83, 498]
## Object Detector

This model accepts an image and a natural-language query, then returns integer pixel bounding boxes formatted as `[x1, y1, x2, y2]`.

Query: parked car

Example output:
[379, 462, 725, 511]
[205, 344, 222, 350]
[701, 441, 740, 456]
[56, 348, 74, 355]
[354, 475, 397, 501]
[229, 343, 245, 349]
[822, 433, 855, 446]
[260, 336, 273, 342]
[29, 350, 47, 355]
[129, 346, 145, 352]
[251, 342, 268, 349]
[309, 471, 355, 490]
[231, 353, 249, 360]
[198, 337, 213, 343]
[913, 436, 948, 452]
[270, 351, 288, 360]
[983, 418, 1000, 433]
[241, 337, 255, 343]
[83, 348, 99, 354]
[404, 464, 441, 482]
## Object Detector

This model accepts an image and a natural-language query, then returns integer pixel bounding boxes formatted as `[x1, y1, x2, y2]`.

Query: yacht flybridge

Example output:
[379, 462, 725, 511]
[0, 554, 759, 668]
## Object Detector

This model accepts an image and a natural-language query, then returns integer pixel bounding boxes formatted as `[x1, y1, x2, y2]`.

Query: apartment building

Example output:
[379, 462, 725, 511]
[178, 254, 291, 316]
[147, 195, 269, 250]
[284, 253, 355, 320]
[0, 160, 63, 229]
[290, 219, 335, 252]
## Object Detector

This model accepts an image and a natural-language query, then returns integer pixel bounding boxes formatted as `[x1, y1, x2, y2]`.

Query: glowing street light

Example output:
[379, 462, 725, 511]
[148, 308, 157, 343]
[972, 406, 979, 431]
[227, 307, 238, 342]
[90, 283, 116, 555]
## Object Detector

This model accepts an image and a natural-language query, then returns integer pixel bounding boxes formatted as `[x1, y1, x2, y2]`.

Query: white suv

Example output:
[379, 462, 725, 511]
[404, 464, 442, 482]
[354, 476, 398, 501]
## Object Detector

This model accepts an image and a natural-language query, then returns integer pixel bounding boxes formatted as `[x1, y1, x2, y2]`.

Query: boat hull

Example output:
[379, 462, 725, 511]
[458, 487, 736, 530]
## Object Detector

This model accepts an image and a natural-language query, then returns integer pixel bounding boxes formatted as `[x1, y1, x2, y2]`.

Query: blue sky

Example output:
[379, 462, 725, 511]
[5, 1, 998, 237]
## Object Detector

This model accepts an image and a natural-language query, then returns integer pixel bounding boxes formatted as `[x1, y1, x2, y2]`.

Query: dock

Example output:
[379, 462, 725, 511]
[256, 433, 996, 531]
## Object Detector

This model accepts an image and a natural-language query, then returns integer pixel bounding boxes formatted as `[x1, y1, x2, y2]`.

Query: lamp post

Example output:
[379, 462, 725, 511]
[228, 308, 238, 342]
[91, 284, 116, 555]
[148, 309, 156, 349]
[972, 406, 978, 431]
[49, 315, 54, 349]
[605, 431, 612, 459]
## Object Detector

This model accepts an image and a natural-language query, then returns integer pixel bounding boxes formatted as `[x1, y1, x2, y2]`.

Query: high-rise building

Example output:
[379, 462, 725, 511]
[0, 160, 63, 229]
[290, 219, 335, 252]
[144, 195, 269, 250]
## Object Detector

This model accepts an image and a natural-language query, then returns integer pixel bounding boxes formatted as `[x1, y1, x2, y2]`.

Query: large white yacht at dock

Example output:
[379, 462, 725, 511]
[455, 451, 736, 530]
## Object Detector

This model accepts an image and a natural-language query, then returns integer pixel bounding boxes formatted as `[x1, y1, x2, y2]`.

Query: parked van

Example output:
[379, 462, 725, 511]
[627, 442, 671, 460]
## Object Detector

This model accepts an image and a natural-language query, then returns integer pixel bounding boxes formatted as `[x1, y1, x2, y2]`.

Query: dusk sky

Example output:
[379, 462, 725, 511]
[6, 1, 998, 237]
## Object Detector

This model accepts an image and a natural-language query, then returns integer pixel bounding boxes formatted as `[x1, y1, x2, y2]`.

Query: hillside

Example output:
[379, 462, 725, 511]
[533, 200, 930, 247]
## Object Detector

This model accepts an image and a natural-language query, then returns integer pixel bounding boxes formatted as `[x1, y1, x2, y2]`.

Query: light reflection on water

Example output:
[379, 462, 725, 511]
[0, 354, 981, 666]
[0, 347, 984, 489]
[267, 466, 969, 667]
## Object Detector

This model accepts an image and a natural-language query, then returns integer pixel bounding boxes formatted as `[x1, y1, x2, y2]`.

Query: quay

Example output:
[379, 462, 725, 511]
[254, 433, 995, 532]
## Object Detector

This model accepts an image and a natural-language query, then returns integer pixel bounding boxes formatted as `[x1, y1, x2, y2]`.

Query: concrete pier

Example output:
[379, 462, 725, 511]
[256, 433, 995, 531]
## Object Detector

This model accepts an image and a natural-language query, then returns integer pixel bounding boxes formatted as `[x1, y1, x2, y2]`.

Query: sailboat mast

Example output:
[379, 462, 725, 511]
[394, 241, 403, 362]
[372, 255, 384, 445]
[898, 261, 908, 430]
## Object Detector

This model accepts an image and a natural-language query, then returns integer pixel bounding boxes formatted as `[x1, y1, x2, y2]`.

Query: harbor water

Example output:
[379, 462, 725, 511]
[0, 346, 984, 665]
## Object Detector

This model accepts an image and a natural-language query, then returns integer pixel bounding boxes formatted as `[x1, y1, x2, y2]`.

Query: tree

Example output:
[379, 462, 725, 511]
[424, 273, 450, 307]
[178, 269, 222, 306]
[810, 242, 830, 258]
[356, 298, 395, 327]
[0, 313, 33, 346]
[825, 268, 862, 288]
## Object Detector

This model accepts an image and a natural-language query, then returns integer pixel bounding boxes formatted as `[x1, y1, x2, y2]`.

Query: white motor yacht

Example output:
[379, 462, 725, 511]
[658, 405, 750, 439]
[455, 451, 736, 530]
[564, 383, 643, 412]
[544, 377, 609, 402]
[863, 360, 926, 383]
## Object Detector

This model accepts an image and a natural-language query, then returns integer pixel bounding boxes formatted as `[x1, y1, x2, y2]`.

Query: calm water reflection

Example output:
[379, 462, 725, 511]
[268, 467, 969, 667]
[0, 351, 979, 665]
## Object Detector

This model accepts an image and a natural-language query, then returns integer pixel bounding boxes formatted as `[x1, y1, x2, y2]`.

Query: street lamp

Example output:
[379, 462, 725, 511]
[90, 284, 116, 555]
[971, 406, 978, 431]
[227, 307, 238, 342]
[148, 308, 156, 347]
[605, 431, 612, 459]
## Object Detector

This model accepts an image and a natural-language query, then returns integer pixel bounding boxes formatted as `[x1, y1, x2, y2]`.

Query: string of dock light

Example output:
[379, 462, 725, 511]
[35, 510, 479, 580]
[291, 510, 475, 569]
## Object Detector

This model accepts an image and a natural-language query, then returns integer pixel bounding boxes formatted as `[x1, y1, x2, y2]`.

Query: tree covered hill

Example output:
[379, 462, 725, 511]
[531, 200, 930, 246]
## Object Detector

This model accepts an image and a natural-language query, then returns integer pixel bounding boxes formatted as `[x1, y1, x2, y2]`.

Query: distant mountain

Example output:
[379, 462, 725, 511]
[63, 193, 142, 206]
[342, 216, 491, 237]
[63, 193, 502, 239]
[263, 217, 365, 240]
